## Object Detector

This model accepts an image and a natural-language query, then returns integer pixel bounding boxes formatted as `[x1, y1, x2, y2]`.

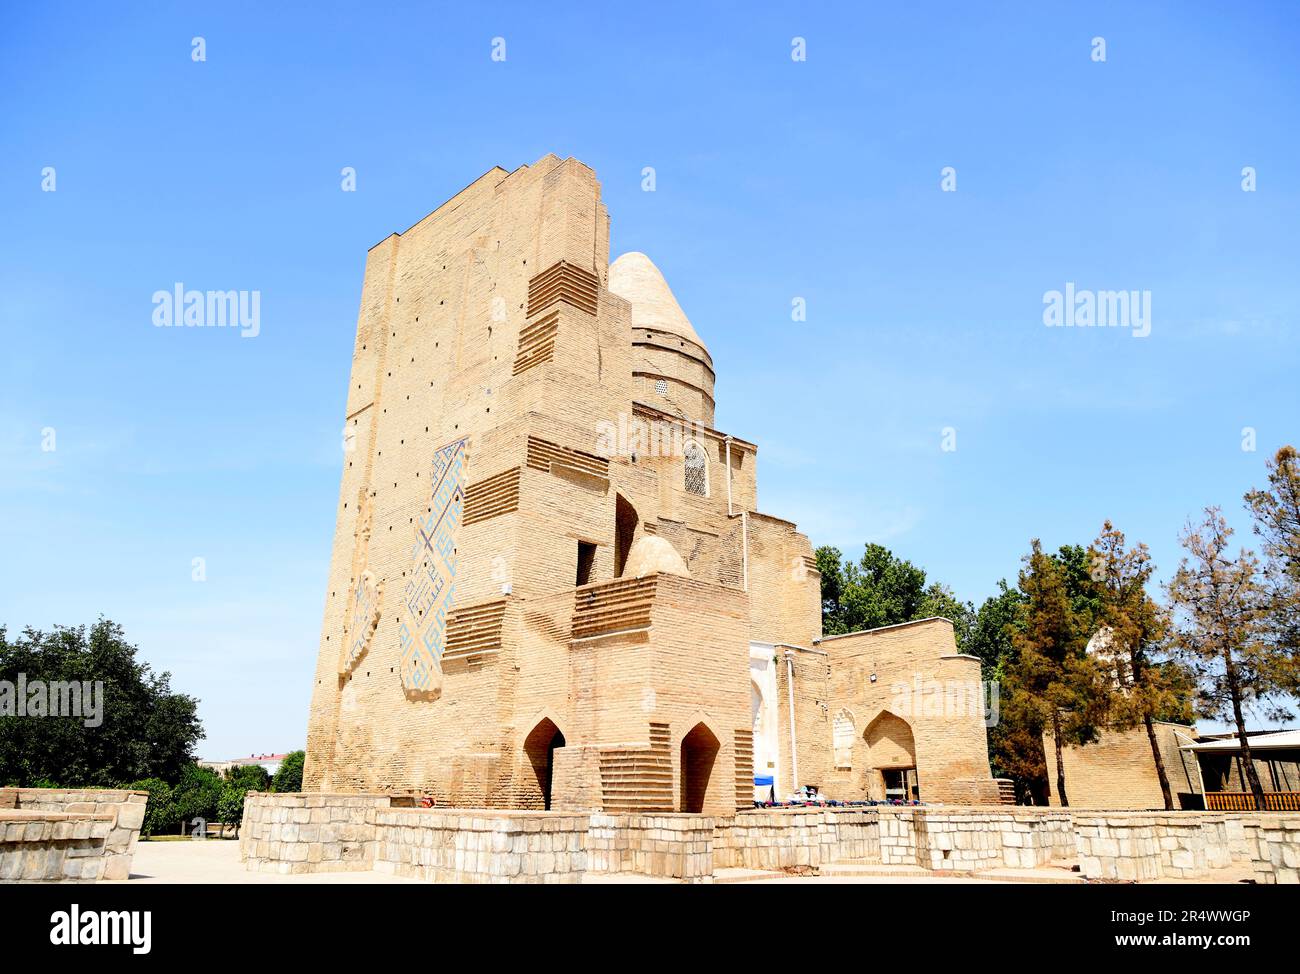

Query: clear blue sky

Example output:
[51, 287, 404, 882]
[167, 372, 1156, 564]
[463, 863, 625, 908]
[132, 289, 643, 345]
[2, 2, 1297, 757]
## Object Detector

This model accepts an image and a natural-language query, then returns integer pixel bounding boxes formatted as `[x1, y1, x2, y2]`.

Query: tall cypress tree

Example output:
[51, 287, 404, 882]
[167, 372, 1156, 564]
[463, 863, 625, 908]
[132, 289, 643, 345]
[1006, 540, 1109, 807]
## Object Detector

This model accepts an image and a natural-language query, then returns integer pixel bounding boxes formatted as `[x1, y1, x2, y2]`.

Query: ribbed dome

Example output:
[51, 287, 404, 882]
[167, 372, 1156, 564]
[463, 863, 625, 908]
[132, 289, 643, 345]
[608, 252, 705, 348]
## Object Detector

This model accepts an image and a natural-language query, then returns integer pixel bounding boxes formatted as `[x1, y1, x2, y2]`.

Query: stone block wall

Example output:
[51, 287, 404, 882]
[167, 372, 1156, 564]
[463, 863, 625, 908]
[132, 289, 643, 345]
[375, 809, 588, 883]
[999, 809, 1076, 868]
[0, 788, 146, 880]
[1071, 812, 1257, 881]
[714, 808, 832, 870]
[877, 807, 1074, 870]
[878, 808, 922, 865]
[240, 793, 1300, 883]
[240, 792, 389, 874]
[1246, 815, 1300, 884]
[0, 812, 115, 882]
[1074, 814, 1167, 880]
[913, 808, 1003, 872]
[586, 813, 713, 882]
[823, 808, 880, 861]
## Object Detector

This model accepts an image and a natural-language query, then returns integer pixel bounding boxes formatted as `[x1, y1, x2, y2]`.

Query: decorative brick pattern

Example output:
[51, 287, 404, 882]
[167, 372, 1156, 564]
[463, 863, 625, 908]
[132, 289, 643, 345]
[527, 260, 599, 317]
[525, 436, 608, 478]
[513, 311, 559, 375]
[572, 576, 656, 639]
[597, 723, 673, 812]
[443, 598, 507, 667]
[301, 155, 988, 811]
[461, 467, 520, 525]
[397, 438, 466, 696]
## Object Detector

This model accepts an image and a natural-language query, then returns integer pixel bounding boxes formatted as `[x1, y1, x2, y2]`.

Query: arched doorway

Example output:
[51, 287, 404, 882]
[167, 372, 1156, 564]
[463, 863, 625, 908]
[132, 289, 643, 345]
[680, 722, 720, 813]
[832, 709, 856, 771]
[523, 718, 566, 810]
[615, 494, 638, 577]
[865, 711, 918, 801]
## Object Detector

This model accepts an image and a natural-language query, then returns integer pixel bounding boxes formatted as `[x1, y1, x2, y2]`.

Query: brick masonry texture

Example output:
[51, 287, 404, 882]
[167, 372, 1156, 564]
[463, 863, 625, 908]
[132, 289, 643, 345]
[0, 788, 147, 882]
[1043, 722, 1199, 809]
[302, 154, 999, 814]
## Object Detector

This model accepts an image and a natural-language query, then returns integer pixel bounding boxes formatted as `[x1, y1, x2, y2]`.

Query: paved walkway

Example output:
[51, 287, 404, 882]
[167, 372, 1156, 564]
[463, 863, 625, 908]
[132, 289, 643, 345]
[120, 840, 1254, 884]
[122, 840, 417, 884]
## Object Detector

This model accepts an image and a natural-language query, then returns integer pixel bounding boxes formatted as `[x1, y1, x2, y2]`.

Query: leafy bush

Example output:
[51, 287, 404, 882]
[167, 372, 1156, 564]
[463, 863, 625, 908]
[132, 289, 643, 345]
[123, 777, 175, 837]
[271, 751, 305, 793]
[170, 763, 223, 833]
[217, 784, 249, 835]
[224, 763, 269, 792]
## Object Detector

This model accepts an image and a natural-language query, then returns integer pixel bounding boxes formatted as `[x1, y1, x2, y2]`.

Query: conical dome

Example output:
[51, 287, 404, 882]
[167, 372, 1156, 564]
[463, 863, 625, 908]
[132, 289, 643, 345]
[608, 252, 706, 348]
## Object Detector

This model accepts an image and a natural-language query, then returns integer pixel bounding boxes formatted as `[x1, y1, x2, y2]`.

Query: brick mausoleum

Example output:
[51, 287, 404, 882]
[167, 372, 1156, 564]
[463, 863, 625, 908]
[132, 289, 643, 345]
[302, 154, 1000, 813]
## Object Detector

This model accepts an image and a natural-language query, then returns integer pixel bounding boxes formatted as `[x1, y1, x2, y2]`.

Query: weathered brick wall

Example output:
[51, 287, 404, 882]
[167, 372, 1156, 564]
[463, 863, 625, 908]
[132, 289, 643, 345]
[1074, 813, 1183, 880]
[240, 794, 1300, 882]
[1070, 811, 1300, 882]
[772, 645, 832, 796]
[814, 620, 996, 803]
[300, 155, 989, 818]
[305, 156, 632, 799]
[823, 808, 881, 861]
[1043, 721, 1198, 809]
[878, 807, 923, 865]
[745, 513, 821, 650]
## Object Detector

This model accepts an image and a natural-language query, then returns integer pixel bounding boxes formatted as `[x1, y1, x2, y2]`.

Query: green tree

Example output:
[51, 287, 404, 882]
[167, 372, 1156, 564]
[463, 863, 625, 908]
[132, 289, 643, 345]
[122, 777, 176, 837]
[0, 619, 203, 787]
[815, 543, 974, 645]
[170, 763, 223, 834]
[1089, 521, 1194, 810]
[225, 763, 270, 792]
[1005, 539, 1110, 807]
[215, 764, 270, 837]
[1245, 445, 1300, 695]
[271, 750, 305, 793]
[963, 580, 1044, 801]
[217, 785, 248, 836]
[965, 580, 1025, 683]
[1168, 507, 1283, 808]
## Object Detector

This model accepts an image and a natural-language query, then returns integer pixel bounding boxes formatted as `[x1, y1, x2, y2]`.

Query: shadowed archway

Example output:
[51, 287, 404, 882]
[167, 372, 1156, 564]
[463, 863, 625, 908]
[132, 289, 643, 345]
[615, 494, 638, 577]
[523, 718, 567, 810]
[680, 722, 721, 813]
